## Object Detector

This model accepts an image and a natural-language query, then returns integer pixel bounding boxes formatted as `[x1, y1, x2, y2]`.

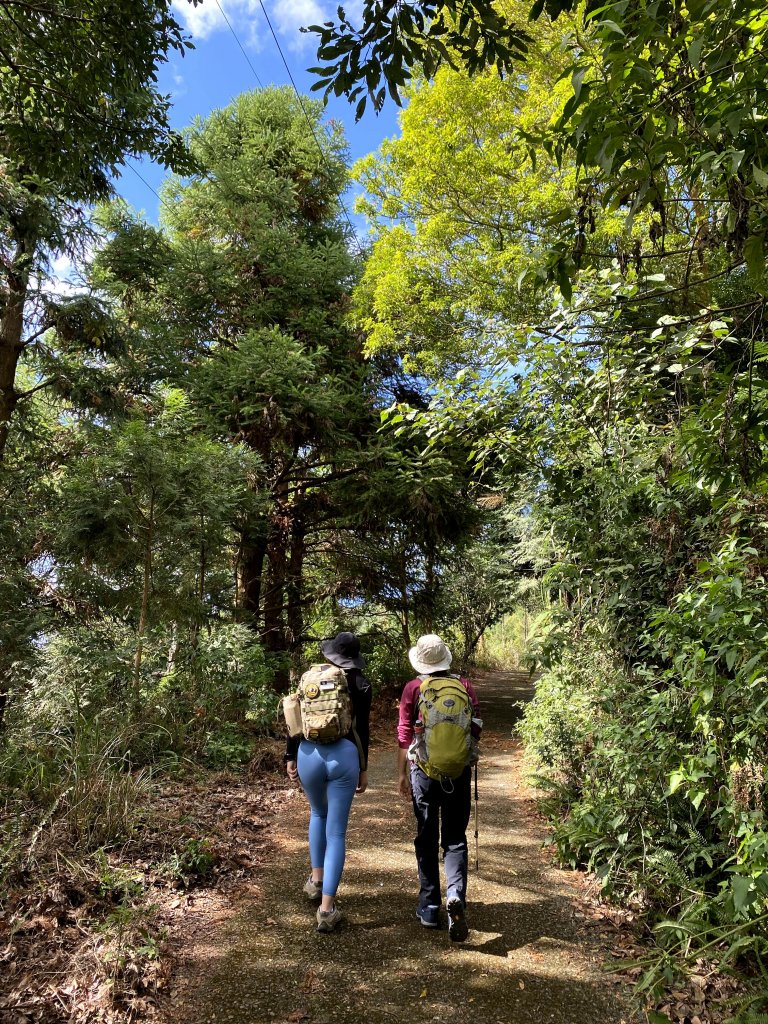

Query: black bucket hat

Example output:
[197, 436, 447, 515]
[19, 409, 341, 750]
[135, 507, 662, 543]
[321, 631, 365, 670]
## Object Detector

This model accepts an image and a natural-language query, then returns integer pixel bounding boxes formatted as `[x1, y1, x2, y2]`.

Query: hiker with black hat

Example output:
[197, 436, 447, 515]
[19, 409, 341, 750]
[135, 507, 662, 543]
[397, 633, 481, 942]
[284, 632, 371, 933]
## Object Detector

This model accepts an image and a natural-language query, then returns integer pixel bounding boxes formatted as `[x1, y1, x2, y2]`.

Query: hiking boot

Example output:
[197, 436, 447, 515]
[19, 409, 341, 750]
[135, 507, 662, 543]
[303, 876, 323, 901]
[416, 904, 440, 928]
[447, 897, 469, 942]
[316, 904, 343, 933]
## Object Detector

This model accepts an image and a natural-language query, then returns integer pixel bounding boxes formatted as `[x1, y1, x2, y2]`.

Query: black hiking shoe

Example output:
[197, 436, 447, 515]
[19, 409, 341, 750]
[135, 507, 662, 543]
[447, 897, 468, 942]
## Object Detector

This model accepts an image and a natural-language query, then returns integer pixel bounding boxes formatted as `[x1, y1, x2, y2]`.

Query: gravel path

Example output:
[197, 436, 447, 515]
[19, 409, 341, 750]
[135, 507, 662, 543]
[165, 671, 639, 1024]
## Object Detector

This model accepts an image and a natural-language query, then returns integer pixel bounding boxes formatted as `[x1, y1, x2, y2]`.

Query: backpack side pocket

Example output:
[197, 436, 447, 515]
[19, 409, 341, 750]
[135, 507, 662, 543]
[282, 693, 303, 738]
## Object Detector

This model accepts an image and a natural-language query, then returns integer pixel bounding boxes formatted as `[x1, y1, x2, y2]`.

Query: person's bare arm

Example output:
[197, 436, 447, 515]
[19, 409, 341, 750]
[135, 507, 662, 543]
[398, 747, 410, 799]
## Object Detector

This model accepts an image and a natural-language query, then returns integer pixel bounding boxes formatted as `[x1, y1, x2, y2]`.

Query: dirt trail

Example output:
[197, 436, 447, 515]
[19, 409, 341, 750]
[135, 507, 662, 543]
[165, 671, 639, 1024]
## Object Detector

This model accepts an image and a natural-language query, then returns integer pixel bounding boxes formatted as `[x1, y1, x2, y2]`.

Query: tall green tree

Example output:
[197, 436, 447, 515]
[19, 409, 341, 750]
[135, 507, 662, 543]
[352, 51, 635, 372]
[0, 0, 193, 460]
[54, 397, 258, 716]
[95, 88, 376, 682]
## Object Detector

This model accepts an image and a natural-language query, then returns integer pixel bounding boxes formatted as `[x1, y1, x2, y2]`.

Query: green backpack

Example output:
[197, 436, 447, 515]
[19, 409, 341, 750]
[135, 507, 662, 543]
[412, 674, 475, 781]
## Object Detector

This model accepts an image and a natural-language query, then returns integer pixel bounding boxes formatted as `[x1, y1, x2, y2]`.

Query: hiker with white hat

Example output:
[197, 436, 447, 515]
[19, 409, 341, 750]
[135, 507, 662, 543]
[397, 633, 482, 942]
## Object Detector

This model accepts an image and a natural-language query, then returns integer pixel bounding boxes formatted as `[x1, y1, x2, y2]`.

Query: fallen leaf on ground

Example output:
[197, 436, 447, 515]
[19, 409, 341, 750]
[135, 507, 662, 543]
[301, 968, 323, 994]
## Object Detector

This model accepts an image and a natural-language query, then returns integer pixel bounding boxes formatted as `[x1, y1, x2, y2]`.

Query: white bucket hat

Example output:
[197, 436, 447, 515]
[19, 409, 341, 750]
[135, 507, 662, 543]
[408, 633, 452, 675]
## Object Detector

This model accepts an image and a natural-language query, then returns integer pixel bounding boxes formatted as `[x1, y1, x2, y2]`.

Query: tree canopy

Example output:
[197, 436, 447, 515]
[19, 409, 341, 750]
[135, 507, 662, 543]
[345, 0, 768, 989]
[313, 0, 768, 291]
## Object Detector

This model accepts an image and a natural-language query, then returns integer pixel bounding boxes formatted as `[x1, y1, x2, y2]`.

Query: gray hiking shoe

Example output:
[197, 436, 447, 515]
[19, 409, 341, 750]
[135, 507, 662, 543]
[316, 903, 344, 933]
[447, 897, 469, 942]
[303, 876, 323, 901]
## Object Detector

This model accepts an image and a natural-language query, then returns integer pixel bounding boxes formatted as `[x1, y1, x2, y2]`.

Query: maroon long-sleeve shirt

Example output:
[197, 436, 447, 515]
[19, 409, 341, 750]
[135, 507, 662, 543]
[397, 673, 480, 749]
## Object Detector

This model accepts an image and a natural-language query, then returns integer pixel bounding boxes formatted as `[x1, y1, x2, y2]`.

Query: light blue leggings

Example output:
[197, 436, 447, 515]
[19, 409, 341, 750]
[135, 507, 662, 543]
[297, 737, 359, 898]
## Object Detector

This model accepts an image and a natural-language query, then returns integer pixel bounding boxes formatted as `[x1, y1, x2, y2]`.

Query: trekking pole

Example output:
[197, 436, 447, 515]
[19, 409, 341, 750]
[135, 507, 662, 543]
[473, 762, 479, 872]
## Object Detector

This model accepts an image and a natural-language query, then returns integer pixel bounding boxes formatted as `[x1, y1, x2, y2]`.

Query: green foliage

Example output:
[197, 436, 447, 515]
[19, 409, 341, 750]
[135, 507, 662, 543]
[160, 838, 218, 888]
[202, 724, 254, 770]
[519, 624, 611, 789]
[350, 8, 768, 987]
[433, 532, 520, 668]
[0, 0, 196, 481]
[480, 601, 545, 669]
[351, 45, 629, 373]
[93, 87, 388, 681]
[318, 0, 768, 295]
[0, 0, 193, 196]
[540, 1, 768, 281]
[308, 0, 530, 119]
[17, 619, 276, 761]
[0, 718, 153, 851]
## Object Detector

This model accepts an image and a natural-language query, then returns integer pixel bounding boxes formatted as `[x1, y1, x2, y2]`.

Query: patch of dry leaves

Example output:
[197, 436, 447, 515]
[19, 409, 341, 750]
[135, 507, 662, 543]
[571, 877, 751, 1024]
[0, 740, 290, 1024]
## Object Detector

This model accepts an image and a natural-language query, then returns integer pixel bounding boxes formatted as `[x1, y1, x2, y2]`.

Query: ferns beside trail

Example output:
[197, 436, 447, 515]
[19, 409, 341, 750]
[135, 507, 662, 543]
[521, 530, 768, 985]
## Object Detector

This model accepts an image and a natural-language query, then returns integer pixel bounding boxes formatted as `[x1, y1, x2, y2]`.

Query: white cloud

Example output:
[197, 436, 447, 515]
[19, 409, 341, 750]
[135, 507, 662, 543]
[43, 238, 100, 299]
[172, 0, 342, 53]
[172, 0, 260, 41]
[45, 253, 79, 298]
[273, 0, 326, 51]
[51, 253, 73, 277]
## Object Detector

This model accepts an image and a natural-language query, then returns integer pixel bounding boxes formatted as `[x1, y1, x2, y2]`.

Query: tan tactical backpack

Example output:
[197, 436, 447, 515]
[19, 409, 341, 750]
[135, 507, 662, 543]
[283, 663, 352, 743]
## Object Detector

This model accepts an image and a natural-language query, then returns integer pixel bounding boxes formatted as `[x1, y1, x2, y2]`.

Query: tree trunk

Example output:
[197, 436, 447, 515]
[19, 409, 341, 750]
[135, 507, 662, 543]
[239, 532, 267, 623]
[191, 515, 207, 649]
[133, 495, 154, 715]
[165, 623, 179, 676]
[199, 517, 206, 607]
[423, 546, 436, 632]
[286, 502, 306, 680]
[0, 232, 34, 728]
[0, 232, 34, 463]
[263, 527, 289, 689]
[461, 605, 496, 671]
[399, 554, 412, 650]
[0, 665, 11, 733]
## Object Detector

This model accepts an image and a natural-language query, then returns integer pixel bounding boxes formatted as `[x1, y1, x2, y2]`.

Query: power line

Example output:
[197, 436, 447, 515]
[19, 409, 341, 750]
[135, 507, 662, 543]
[214, 0, 265, 89]
[125, 7, 364, 254]
[124, 159, 168, 210]
[256, 0, 364, 254]
[257, 0, 309, 111]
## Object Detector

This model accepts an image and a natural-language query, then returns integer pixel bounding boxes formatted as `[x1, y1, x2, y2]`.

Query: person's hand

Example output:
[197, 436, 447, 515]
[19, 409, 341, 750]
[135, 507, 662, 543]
[398, 774, 411, 800]
[285, 760, 298, 782]
[356, 771, 368, 794]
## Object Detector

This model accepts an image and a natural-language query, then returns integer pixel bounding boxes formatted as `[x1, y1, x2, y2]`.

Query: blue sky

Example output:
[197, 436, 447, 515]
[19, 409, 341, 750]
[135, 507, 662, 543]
[117, 0, 403, 235]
